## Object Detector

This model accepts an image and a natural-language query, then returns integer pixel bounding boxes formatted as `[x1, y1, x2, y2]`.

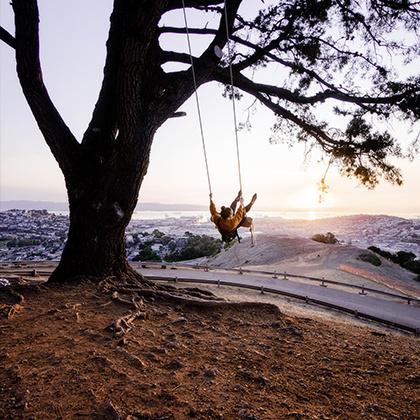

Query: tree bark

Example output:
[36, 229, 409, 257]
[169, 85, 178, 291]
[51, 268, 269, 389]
[49, 131, 154, 283]
[49, 206, 130, 282]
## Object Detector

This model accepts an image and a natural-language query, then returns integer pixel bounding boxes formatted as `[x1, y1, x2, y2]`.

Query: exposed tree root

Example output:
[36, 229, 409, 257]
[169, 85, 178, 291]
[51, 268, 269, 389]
[106, 299, 148, 338]
[0, 287, 25, 319]
[103, 274, 281, 338]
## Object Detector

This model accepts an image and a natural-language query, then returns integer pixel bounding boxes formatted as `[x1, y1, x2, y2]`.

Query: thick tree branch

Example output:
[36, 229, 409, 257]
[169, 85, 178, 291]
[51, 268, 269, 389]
[0, 26, 16, 49]
[12, 0, 79, 176]
[160, 27, 344, 92]
[164, 0, 224, 12]
[160, 50, 194, 65]
[81, 5, 123, 151]
[214, 69, 417, 110]
[154, 0, 242, 126]
[252, 92, 336, 150]
[159, 28, 349, 95]
[159, 26, 218, 36]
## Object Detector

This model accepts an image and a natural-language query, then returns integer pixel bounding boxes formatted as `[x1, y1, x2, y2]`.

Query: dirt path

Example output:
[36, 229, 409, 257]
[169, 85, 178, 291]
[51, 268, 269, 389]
[1, 281, 419, 419]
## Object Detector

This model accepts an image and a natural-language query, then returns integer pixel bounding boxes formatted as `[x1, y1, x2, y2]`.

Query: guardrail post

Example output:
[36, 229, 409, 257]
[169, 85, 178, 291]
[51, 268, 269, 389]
[217, 280, 220, 288]
[239, 267, 243, 275]
[260, 286, 264, 294]
[320, 277, 327, 287]
[415, 328, 420, 337]
[359, 285, 367, 296]
[305, 296, 309, 303]
[354, 310, 359, 318]
[272, 271, 278, 279]
[283, 272, 287, 280]
[407, 298, 411, 305]
[31, 269, 37, 277]
[174, 276, 178, 283]
[204, 265, 209, 272]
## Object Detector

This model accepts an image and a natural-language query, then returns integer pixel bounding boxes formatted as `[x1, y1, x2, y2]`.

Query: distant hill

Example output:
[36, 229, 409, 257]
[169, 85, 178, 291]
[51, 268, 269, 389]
[0, 200, 207, 212]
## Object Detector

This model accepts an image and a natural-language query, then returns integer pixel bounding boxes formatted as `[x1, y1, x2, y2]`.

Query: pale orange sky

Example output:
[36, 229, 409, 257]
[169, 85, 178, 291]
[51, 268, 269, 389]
[1, 1, 419, 217]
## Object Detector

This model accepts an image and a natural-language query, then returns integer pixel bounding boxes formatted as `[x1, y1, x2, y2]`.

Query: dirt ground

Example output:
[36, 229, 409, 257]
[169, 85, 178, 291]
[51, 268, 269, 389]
[0, 280, 419, 419]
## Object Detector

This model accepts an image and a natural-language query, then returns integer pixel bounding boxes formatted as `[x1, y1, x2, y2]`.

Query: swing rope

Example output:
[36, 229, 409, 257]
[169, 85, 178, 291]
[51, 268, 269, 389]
[181, 0, 212, 196]
[223, 0, 243, 194]
[181, 0, 243, 196]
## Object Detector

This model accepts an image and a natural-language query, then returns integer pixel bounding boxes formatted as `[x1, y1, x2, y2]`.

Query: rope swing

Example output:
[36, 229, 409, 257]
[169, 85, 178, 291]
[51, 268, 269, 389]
[181, 0, 243, 196]
[181, 0, 213, 196]
[222, 0, 243, 194]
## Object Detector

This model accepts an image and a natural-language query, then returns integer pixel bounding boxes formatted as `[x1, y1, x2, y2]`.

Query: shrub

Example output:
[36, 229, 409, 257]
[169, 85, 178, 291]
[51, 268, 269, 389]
[311, 232, 338, 244]
[402, 259, 420, 275]
[358, 252, 382, 266]
[166, 234, 222, 261]
[133, 245, 161, 262]
[152, 229, 165, 239]
[395, 251, 416, 265]
[368, 246, 420, 274]
[367, 246, 394, 261]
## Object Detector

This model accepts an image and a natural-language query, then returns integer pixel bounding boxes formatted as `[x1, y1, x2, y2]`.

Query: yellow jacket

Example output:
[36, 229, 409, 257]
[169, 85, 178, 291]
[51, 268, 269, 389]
[210, 200, 244, 233]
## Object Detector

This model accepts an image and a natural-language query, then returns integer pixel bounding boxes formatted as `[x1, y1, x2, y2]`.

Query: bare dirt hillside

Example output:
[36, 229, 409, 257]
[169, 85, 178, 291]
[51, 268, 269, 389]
[1, 281, 419, 419]
[204, 234, 420, 297]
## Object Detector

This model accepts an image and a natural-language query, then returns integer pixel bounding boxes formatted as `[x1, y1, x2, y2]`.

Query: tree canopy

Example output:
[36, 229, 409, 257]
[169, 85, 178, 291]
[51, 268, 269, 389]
[159, 0, 419, 187]
[1, 0, 418, 190]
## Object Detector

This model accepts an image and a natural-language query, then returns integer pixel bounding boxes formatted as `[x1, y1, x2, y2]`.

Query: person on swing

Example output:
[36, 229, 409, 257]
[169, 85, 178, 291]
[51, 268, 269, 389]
[209, 191, 257, 245]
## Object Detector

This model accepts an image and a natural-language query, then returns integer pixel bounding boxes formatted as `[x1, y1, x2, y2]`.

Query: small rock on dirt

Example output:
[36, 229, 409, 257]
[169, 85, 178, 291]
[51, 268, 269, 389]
[171, 317, 187, 325]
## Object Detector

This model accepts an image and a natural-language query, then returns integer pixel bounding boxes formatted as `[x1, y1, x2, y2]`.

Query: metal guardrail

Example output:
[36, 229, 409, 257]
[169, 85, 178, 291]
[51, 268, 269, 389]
[147, 275, 420, 336]
[1, 263, 418, 335]
[135, 261, 420, 305]
[1, 260, 419, 305]
[2, 261, 419, 304]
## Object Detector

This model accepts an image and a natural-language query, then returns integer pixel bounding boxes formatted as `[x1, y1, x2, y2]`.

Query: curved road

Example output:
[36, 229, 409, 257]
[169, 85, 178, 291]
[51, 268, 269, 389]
[138, 266, 420, 334]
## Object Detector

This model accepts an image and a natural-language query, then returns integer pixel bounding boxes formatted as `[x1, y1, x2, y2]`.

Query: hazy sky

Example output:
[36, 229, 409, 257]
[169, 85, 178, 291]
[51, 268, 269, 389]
[1, 1, 419, 216]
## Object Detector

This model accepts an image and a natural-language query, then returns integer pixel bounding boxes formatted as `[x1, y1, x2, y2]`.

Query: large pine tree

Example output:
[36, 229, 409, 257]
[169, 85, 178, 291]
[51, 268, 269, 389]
[1, 0, 418, 282]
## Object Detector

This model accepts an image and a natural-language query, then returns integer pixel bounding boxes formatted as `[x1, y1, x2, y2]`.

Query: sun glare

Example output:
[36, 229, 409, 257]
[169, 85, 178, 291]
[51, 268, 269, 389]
[288, 187, 332, 210]
[283, 186, 337, 219]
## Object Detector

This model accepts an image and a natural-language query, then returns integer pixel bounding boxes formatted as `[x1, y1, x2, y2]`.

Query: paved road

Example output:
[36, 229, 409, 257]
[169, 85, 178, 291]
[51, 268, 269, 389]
[138, 267, 420, 333]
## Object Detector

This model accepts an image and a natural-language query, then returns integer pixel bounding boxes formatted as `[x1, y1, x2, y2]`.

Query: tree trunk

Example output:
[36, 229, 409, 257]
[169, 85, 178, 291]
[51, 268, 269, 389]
[48, 140, 151, 283]
[49, 207, 131, 282]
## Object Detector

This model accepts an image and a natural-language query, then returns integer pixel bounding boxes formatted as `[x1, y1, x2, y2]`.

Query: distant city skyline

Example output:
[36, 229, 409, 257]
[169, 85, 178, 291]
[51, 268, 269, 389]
[1, 1, 419, 217]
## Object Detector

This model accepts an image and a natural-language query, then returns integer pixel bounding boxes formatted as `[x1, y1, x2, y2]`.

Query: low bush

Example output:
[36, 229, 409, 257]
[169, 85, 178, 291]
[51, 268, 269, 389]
[402, 259, 420, 275]
[358, 252, 382, 266]
[311, 232, 338, 244]
[133, 245, 161, 262]
[368, 246, 420, 274]
[166, 234, 222, 262]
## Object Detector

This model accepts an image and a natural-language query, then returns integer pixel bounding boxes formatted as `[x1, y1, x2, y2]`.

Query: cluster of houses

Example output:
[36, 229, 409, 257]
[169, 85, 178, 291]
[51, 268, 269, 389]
[0, 209, 67, 261]
[0, 209, 212, 262]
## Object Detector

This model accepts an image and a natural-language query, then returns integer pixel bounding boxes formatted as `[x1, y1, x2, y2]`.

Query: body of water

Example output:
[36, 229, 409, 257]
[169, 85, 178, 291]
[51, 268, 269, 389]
[51, 210, 420, 221]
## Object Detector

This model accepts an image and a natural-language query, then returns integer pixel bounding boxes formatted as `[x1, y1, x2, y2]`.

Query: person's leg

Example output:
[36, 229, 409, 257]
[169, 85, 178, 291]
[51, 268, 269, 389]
[245, 193, 257, 213]
[250, 222, 256, 246]
[230, 190, 242, 212]
[240, 216, 252, 228]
